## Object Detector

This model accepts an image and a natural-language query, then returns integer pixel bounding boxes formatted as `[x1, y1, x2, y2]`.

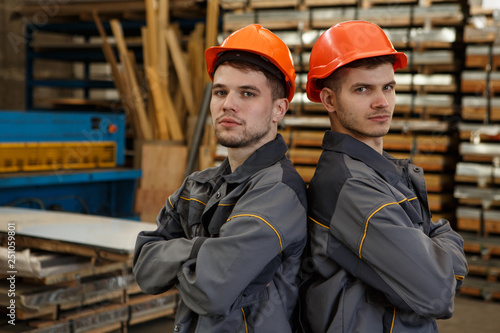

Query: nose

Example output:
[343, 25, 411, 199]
[222, 91, 237, 112]
[372, 90, 390, 109]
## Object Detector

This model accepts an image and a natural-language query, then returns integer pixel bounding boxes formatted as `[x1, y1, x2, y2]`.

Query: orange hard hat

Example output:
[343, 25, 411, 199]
[205, 24, 296, 102]
[306, 20, 407, 103]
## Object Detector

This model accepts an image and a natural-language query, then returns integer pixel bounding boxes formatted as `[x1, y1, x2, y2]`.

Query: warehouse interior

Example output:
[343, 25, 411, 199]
[1, 0, 500, 332]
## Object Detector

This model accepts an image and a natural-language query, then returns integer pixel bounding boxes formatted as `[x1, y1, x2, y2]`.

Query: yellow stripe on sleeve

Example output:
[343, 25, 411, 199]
[228, 214, 283, 253]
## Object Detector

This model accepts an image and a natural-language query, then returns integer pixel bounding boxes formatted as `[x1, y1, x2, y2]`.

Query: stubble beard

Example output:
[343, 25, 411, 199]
[336, 101, 392, 138]
[215, 120, 273, 149]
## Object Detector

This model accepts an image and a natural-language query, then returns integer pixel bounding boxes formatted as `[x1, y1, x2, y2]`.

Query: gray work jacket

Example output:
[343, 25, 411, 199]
[301, 131, 468, 333]
[133, 134, 307, 332]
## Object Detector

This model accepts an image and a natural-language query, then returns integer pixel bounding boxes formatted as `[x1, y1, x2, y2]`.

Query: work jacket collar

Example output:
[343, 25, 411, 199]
[322, 131, 400, 186]
[190, 134, 288, 184]
[223, 133, 287, 183]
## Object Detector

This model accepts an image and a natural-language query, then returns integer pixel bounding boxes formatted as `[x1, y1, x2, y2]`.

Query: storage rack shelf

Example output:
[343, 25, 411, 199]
[24, 21, 145, 111]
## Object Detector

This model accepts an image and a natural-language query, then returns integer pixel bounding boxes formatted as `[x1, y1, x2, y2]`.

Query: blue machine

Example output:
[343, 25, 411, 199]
[0, 111, 141, 219]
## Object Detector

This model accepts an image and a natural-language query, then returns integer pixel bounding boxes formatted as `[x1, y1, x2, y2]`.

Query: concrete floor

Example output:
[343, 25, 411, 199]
[127, 294, 500, 332]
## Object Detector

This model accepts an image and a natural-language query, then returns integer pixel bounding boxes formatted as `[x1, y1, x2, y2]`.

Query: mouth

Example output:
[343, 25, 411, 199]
[218, 117, 241, 127]
[368, 113, 391, 123]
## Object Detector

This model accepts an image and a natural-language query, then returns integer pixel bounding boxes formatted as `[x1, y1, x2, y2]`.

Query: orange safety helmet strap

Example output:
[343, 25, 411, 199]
[306, 20, 407, 103]
[205, 24, 296, 102]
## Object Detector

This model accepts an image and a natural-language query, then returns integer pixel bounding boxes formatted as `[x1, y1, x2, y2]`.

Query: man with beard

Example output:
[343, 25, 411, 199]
[300, 21, 468, 332]
[133, 24, 307, 332]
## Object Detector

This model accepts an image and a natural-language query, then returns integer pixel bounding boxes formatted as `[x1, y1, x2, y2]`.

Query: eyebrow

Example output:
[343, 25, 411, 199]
[212, 83, 261, 93]
[352, 80, 396, 88]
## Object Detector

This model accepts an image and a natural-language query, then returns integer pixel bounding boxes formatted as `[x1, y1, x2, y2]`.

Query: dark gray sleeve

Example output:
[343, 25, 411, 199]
[132, 200, 198, 295]
[176, 183, 306, 316]
[330, 178, 467, 318]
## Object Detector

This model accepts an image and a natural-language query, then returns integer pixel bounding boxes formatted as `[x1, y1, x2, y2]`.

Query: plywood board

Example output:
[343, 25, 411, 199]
[0, 207, 155, 257]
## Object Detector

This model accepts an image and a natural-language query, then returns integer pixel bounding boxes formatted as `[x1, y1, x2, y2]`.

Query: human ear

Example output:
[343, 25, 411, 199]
[319, 87, 336, 114]
[273, 98, 289, 122]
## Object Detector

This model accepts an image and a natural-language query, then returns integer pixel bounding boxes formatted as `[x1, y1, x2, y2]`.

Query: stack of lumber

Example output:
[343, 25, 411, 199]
[0, 207, 178, 332]
[463, 0, 500, 122]
[91, 0, 213, 142]
[453, 1, 500, 301]
[454, 123, 500, 236]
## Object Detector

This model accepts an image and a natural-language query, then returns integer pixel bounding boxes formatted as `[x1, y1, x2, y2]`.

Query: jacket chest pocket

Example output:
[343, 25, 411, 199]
[177, 199, 206, 238]
[179, 200, 236, 238]
[203, 203, 236, 236]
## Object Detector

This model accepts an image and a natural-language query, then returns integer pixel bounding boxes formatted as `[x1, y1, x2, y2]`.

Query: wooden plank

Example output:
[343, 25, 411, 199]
[0, 234, 132, 264]
[424, 173, 453, 192]
[288, 148, 321, 165]
[139, 143, 188, 189]
[467, 257, 500, 282]
[188, 22, 206, 108]
[145, 63, 172, 140]
[158, 0, 170, 87]
[295, 165, 316, 183]
[135, 188, 171, 217]
[165, 25, 197, 116]
[90, 13, 124, 89]
[457, 217, 481, 234]
[383, 134, 452, 153]
[289, 130, 324, 147]
[145, 0, 159, 69]
[461, 233, 500, 259]
[205, 0, 219, 82]
[110, 19, 153, 140]
[146, 66, 185, 141]
[0, 207, 156, 260]
[462, 106, 500, 122]
[303, 0, 356, 5]
[391, 152, 453, 172]
[427, 193, 454, 212]
[249, 0, 299, 9]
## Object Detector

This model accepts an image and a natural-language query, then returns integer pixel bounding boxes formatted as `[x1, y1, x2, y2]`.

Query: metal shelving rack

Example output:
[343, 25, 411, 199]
[24, 20, 145, 110]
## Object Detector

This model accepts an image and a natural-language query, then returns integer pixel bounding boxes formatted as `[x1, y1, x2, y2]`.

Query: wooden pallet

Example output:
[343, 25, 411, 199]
[461, 232, 500, 260]
[467, 256, 500, 282]
[428, 193, 454, 212]
[0, 233, 133, 263]
[248, 0, 300, 9]
[391, 152, 454, 172]
[302, 0, 457, 8]
[302, 0, 357, 7]
[464, 24, 500, 44]
[310, 4, 463, 29]
[384, 133, 453, 153]
[465, 45, 500, 70]
[0, 272, 140, 320]
[461, 105, 500, 122]
[455, 162, 500, 187]
[460, 276, 500, 301]
[220, 0, 248, 10]
[459, 142, 500, 164]
[424, 173, 454, 192]
[20, 290, 179, 333]
[395, 73, 456, 93]
[458, 124, 500, 143]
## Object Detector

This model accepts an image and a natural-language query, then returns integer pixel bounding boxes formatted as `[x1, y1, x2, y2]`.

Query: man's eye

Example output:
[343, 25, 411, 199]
[214, 90, 226, 96]
[356, 87, 367, 93]
[243, 91, 255, 97]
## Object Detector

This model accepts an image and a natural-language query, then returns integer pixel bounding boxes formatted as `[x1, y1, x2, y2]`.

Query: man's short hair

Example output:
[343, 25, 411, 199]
[323, 54, 397, 93]
[214, 51, 287, 102]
